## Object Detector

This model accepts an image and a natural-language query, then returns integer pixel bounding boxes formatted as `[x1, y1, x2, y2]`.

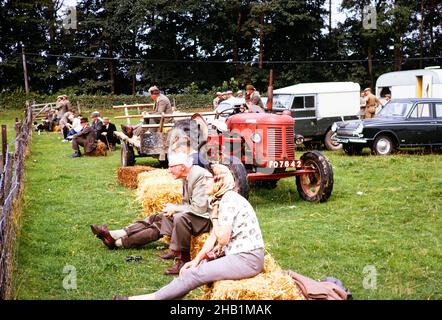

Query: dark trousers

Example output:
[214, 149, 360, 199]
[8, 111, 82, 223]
[160, 212, 211, 252]
[121, 214, 162, 249]
[72, 136, 86, 151]
[62, 126, 69, 139]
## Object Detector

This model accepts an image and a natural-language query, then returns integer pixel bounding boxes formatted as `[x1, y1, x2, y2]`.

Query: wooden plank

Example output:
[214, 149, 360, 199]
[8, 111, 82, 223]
[113, 131, 141, 149]
[141, 123, 175, 129]
[113, 103, 154, 109]
[31, 102, 57, 107]
[158, 113, 165, 132]
[114, 111, 217, 120]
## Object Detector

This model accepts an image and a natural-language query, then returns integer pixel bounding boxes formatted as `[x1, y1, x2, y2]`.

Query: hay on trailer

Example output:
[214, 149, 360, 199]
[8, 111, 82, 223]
[201, 254, 305, 300]
[117, 166, 155, 189]
[136, 169, 182, 217]
[85, 141, 107, 157]
[190, 232, 210, 260]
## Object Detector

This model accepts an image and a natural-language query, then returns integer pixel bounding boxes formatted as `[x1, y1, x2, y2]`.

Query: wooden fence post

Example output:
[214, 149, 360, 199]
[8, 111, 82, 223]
[1, 125, 6, 171]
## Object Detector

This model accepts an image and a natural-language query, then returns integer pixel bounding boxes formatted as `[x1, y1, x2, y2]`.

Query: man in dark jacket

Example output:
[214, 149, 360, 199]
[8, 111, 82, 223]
[101, 117, 119, 151]
[69, 117, 96, 158]
[91, 111, 105, 141]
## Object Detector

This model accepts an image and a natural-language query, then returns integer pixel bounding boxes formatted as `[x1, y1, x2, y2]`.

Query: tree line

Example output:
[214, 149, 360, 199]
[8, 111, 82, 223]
[0, 0, 440, 95]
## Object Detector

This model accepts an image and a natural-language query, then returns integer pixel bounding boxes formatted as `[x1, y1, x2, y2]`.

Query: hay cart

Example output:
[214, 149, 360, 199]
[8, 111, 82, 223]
[112, 103, 216, 167]
[113, 101, 334, 203]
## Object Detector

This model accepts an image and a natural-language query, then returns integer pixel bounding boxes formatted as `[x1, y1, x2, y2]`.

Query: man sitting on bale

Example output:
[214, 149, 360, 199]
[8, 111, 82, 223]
[90, 151, 212, 275]
[121, 85, 173, 138]
[69, 117, 96, 158]
[101, 117, 119, 151]
[113, 164, 265, 300]
[90, 111, 105, 142]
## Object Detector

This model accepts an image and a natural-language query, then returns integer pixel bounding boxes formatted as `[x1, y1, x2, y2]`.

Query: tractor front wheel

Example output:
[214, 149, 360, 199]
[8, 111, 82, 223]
[121, 142, 135, 167]
[296, 150, 333, 202]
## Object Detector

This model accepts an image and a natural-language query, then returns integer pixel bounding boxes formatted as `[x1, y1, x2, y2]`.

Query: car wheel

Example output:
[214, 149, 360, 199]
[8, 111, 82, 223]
[343, 144, 363, 155]
[324, 130, 342, 151]
[372, 135, 394, 156]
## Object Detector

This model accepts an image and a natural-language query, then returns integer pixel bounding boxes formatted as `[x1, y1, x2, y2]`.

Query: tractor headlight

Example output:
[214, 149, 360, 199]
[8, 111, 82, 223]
[251, 132, 262, 143]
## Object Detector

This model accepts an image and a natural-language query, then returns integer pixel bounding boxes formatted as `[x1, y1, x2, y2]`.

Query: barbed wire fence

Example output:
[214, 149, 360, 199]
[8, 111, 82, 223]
[0, 102, 33, 300]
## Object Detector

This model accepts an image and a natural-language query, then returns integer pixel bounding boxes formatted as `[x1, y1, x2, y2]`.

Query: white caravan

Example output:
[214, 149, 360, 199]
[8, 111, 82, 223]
[376, 66, 442, 100]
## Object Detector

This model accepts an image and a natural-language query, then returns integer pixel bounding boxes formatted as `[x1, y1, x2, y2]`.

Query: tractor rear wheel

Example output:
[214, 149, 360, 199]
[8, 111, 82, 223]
[121, 142, 135, 167]
[158, 155, 168, 168]
[296, 150, 333, 202]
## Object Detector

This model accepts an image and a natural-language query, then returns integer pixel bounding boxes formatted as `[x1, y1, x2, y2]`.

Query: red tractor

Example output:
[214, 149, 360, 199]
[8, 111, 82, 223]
[115, 73, 333, 203]
[196, 108, 334, 202]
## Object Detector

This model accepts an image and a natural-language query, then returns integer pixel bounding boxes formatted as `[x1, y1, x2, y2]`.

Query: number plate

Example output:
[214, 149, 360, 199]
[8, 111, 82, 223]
[268, 160, 303, 169]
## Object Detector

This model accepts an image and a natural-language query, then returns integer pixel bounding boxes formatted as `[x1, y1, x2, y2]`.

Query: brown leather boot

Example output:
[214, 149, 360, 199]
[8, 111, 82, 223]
[164, 251, 191, 275]
[100, 225, 116, 249]
[90, 224, 107, 239]
[159, 250, 177, 260]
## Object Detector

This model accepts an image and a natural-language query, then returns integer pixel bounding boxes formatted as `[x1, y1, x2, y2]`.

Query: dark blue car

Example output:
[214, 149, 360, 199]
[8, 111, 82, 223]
[331, 98, 442, 155]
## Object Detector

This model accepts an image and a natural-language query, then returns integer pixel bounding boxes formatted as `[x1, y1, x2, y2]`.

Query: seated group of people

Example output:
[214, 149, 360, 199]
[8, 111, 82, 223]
[68, 111, 119, 157]
[90, 135, 265, 300]
[34, 95, 73, 133]
[213, 84, 265, 114]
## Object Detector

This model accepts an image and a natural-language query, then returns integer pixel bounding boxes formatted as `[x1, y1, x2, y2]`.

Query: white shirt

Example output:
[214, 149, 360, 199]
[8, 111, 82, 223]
[72, 118, 82, 132]
[218, 191, 264, 255]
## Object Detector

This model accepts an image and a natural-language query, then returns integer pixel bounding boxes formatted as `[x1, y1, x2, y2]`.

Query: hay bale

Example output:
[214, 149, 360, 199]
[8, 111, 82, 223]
[190, 232, 210, 260]
[136, 169, 182, 217]
[201, 254, 305, 300]
[117, 166, 155, 189]
[85, 141, 107, 157]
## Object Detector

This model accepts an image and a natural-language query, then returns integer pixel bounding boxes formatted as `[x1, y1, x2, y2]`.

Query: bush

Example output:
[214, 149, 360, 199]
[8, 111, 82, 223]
[0, 90, 213, 111]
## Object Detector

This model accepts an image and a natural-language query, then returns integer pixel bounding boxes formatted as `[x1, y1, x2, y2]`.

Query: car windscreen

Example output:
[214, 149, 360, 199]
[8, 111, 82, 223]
[272, 94, 293, 109]
[377, 102, 413, 117]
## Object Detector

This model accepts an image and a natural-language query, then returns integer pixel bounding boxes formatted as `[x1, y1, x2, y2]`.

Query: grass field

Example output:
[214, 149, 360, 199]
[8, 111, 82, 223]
[2, 109, 441, 300]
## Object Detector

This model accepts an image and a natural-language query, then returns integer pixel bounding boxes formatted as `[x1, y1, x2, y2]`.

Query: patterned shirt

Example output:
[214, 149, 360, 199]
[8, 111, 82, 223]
[218, 191, 264, 255]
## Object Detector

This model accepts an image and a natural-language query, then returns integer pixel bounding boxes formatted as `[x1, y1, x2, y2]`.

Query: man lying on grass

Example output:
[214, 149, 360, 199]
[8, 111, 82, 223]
[113, 164, 265, 300]
[90, 152, 212, 275]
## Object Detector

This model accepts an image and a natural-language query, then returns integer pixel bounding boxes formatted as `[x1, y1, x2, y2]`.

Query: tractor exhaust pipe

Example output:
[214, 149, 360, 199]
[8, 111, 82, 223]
[266, 69, 273, 113]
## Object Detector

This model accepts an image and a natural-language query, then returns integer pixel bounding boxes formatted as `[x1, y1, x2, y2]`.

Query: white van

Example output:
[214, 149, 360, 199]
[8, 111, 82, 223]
[270, 82, 361, 150]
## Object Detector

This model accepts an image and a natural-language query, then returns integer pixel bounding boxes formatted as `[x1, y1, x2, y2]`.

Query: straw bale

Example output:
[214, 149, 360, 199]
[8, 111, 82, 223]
[159, 235, 171, 245]
[201, 254, 305, 300]
[190, 232, 210, 260]
[117, 166, 155, 189]
[85, 141, 107, 157]
[136, 169, 182, 217]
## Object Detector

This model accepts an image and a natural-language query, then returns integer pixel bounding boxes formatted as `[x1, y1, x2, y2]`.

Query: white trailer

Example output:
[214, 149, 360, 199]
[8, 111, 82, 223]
[376, 66, 442, 100]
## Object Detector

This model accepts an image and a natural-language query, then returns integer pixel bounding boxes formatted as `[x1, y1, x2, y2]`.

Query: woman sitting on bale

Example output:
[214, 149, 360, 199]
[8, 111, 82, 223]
[114, 163, 265, 300]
